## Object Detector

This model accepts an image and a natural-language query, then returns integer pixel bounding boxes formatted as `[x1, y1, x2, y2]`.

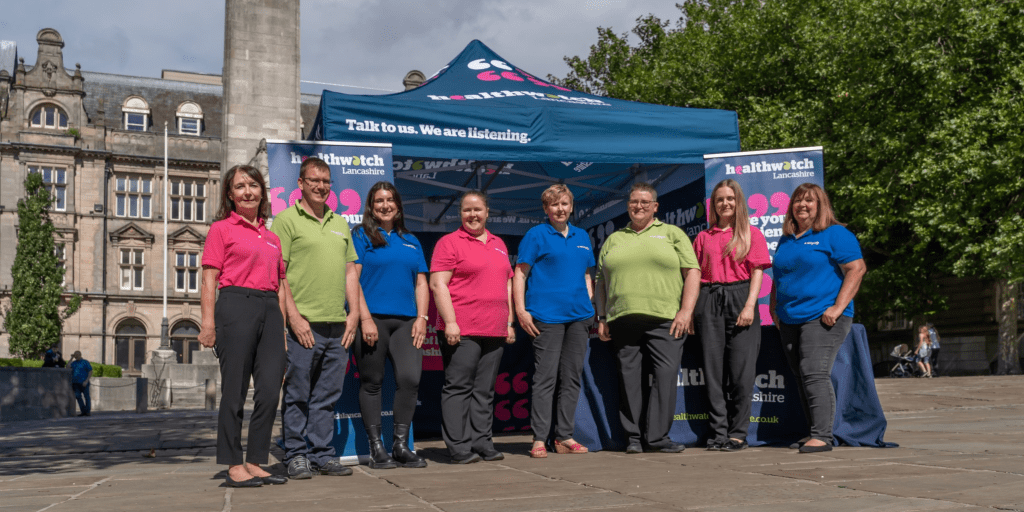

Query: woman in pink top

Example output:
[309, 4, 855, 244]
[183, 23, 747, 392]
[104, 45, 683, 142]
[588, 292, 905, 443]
[429, 191, 515, 464]
[693, 179, 771, 452]
[199, 165, 293, 488]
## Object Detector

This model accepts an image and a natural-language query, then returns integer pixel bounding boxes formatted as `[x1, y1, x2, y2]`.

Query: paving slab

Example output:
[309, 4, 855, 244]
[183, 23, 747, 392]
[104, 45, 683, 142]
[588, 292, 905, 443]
[0, 375, 1022, 511]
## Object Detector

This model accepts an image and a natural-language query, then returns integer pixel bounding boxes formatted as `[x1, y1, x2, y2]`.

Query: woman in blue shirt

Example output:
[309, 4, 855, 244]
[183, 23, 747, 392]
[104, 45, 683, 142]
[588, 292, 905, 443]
[513, 184, 595, 458]
[353, 181, 429, 469]
[770, 183, 866, 453]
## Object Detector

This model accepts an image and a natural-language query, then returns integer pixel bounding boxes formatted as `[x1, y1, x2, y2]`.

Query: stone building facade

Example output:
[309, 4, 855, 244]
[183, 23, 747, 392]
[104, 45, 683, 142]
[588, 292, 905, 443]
[0, 29, 319, 372]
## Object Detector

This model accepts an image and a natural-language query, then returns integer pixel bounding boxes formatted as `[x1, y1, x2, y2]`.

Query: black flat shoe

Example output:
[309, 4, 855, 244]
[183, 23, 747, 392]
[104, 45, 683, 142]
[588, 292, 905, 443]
[789, 437, 811, 449]
[225, 476, 263, 488]
[706, 439, 724, 451]
[721, 439, 748, 452]
[646, 442, 686, 453]
[799, 443, 833, 453]
[450, 451, 482, 464]
[260, 474, 288, 485]
[625, 442, 643, 454]
[476, 448, 504, 461]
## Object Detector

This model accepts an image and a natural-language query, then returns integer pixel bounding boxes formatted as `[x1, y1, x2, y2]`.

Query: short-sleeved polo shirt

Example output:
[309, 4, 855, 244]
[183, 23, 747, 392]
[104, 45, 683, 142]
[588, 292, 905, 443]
[773, 224, 862, 324]
[70, 359, 92, 384]
[202, 211, 286, 292]
[693, 225, 772, 283]
[518, 222, 595, 323]
[353, 226, 428, 317]
[597, 219, 699, 323]
[430, 227, 513, 337]
[270, 202, 359, 323]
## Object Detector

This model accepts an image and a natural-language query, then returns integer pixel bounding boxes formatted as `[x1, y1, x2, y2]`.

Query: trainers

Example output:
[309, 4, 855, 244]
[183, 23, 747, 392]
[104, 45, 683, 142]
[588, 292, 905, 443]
[287, 455, 313, 480]
[317, 459, 353, 476]
[721, 439, 748, 452]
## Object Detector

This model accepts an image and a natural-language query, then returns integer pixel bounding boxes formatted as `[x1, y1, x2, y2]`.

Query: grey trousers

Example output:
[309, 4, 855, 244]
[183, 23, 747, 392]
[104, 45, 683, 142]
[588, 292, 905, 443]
[530, 320, 590, 443]
[439, 335, 504, 456]
[779, 315, 853, 444]
[282, 322, 348, 467]
[609, 315, 685, 449]
[696, 281, 760, 442]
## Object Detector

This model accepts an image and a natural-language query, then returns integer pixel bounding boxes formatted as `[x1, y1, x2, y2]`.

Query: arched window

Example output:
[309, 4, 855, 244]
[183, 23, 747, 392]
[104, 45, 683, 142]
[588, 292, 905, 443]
[122, 96, 150, 132]
[176, 101, 203, 136]
[30, 104, 69, 130]
[171, 320, 201, 364]
[115, 319, 147, 371]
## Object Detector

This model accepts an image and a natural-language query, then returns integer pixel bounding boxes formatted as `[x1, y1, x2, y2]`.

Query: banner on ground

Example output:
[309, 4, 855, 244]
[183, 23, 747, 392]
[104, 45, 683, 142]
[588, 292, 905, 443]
[266, 140, 393, 227]
[703, 147, 825, 325]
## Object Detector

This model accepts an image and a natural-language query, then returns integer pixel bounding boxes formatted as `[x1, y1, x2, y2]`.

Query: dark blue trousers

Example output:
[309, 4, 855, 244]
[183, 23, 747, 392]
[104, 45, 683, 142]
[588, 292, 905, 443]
[282, 322, 348, 467]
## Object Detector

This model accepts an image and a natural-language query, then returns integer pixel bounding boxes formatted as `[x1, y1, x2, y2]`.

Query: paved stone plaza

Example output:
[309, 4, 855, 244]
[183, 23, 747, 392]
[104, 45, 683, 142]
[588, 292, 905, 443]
[1, 375, 1021, 511]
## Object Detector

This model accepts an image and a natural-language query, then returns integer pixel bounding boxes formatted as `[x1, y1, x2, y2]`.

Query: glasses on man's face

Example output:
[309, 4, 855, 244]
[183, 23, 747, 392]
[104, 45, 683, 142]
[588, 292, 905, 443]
[302, 177, 332, 187]
[628, 199, 654, 209]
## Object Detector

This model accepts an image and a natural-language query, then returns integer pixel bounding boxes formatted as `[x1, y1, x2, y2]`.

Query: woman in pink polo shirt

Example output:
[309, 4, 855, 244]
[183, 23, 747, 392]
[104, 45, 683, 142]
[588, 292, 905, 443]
[693, 179, 771, 452]
[429, 191, 515, 464]
[199, 165, 292, 488]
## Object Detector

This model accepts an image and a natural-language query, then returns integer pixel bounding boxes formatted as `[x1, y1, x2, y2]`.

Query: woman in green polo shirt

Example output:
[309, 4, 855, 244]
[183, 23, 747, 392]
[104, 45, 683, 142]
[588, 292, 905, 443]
[595, 182, 701, 454]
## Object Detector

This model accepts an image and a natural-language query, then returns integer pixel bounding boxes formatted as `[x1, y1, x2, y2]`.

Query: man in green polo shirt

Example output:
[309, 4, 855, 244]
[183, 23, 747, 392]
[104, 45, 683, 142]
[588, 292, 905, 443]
[595, 182, 701, 454]
[272, 157, 361, 479]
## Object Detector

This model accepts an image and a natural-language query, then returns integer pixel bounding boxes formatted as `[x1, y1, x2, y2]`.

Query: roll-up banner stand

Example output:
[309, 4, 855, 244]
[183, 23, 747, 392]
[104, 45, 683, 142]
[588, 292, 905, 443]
[266, 140, 404, 465]
[702, 146, 825, 325]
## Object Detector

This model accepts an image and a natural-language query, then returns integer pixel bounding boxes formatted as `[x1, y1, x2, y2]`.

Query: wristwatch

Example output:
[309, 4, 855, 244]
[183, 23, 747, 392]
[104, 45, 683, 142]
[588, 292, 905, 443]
[419, 315, 429, 321]
[597, 315, 607, 322]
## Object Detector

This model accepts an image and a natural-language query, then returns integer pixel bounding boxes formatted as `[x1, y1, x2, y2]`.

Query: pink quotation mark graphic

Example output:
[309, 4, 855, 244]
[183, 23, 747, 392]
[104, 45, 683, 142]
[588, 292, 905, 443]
[770, 192, 790, 216]
[279, 188, 360, 215]
[748, 193, 768, 218]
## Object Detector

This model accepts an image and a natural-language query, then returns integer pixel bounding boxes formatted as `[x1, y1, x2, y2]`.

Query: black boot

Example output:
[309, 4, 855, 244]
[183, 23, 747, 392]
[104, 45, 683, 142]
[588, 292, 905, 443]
[366, 425, 397, 469]
[392, 423, 427, 468]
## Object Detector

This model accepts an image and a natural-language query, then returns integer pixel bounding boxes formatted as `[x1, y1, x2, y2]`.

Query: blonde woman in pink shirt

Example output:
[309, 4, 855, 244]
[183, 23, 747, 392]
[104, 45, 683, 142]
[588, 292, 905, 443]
[693, 179, 771, 452]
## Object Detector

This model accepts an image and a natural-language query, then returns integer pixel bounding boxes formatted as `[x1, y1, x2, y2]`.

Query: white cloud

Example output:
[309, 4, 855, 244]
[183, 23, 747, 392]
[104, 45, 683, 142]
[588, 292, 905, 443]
[3, 0, 683, 94]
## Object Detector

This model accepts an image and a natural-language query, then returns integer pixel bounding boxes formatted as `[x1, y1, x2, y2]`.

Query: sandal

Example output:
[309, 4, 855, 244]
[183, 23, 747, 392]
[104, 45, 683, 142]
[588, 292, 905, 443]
[530, 444, 548, 458]
[554, 439, 589, 454]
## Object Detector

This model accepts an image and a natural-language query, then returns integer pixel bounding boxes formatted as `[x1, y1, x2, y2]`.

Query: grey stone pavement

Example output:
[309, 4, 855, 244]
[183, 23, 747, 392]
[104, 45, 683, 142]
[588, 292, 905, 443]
[1, 376, 1022, 512]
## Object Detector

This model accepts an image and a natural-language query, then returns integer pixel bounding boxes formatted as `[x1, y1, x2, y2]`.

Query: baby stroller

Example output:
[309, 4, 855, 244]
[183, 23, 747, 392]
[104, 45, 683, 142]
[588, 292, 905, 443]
[888, 344, 919, 378]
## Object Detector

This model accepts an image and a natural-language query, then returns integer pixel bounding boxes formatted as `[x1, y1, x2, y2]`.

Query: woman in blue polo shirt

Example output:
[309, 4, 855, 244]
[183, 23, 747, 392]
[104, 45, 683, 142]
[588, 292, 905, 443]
[770, 183, 866, 453]
[353, 181, 429, 469]
[513, 184, 595, 458]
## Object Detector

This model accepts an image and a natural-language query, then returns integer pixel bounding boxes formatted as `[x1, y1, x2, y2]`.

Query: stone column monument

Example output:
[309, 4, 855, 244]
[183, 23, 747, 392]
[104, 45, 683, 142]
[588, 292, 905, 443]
[221, 0, 302, 177]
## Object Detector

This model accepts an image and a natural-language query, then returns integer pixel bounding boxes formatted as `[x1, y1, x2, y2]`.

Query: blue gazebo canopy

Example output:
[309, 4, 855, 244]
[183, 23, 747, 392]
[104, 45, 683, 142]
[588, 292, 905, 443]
[312, 40, 740, 234]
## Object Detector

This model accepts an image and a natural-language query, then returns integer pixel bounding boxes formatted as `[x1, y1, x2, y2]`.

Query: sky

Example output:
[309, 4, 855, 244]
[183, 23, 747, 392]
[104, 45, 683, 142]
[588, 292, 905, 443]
[0, 0, 685, 95]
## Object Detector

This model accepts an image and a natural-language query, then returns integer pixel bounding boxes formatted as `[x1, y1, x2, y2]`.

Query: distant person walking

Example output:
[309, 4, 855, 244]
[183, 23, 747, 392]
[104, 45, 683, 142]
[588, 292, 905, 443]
[915, 325, 933, 378]
[69, 351, 92, 417]
[927, 323, 941, 375]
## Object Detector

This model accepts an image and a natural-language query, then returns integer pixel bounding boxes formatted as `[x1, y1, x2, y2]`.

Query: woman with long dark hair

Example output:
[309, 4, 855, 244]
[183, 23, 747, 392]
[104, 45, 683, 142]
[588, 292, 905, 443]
[352, 181, 429, 469]
[199, 165, 293, 487]
[770, 183, 866, 453]
[693, 179, 771, 452]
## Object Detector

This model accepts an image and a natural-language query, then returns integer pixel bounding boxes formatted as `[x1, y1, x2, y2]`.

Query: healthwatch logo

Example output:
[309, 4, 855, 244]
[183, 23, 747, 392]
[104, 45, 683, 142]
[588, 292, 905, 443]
[290, 152, 384, 168]
[725, 158, 815, 179]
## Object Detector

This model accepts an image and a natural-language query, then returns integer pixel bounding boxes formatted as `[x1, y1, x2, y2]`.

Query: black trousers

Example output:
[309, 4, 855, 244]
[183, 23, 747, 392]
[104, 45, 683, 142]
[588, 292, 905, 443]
[780, 315, 852, 444]
[439, 334, 504, 456]
[353, 315, 423, 427]
[696, 281, 760, 442]
[530, 320, 590, 443]
[215, 286, 286, 466]
[609, 315, 685, 449]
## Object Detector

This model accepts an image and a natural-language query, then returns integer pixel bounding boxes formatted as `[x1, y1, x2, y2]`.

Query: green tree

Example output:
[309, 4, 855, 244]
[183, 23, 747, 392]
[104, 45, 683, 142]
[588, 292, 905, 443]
[555, 0, 1023, 373]
[2, 172, 81, 359]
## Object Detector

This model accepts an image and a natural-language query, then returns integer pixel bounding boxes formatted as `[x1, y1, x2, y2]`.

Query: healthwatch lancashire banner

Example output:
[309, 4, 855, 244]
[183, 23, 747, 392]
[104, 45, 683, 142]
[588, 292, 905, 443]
[703, 147, 824, 325]
[266, 140, 393, 226]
